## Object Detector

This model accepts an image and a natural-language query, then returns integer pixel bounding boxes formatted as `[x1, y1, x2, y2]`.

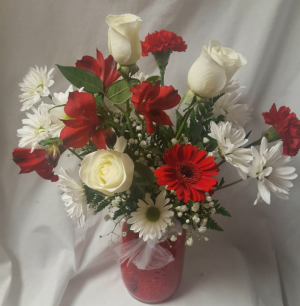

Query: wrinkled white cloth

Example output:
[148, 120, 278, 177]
[1, 0, 300, 306]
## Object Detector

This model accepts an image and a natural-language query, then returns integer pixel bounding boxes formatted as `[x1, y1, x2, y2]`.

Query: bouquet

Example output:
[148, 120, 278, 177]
[13, 13, 300, 250]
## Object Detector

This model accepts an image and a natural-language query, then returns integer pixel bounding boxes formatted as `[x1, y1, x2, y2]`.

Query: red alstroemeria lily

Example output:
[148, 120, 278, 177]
[60, 91, 110, 149]
[130, 81, 181, 133]
[76, 49, 120, 91]
[13, 148, 59, 182]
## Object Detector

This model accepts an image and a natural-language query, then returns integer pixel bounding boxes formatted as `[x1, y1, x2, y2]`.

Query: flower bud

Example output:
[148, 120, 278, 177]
[45, 143, 64, 166]
[105, 131, 117, 149]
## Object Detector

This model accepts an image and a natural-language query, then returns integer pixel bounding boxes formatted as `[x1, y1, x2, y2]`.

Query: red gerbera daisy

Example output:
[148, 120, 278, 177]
[155, 144, 219, 203]
[13, 148, 60, 182]
[60, 91, 110, 149]
[130, 81, 181, 133]
[262, 103, 300, 156]
[75, 49, 120, 91]
[141, 30, 187, 56]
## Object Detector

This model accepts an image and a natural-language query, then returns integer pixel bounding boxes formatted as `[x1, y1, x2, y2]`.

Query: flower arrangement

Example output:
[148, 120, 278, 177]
[13, 13, 300, 250]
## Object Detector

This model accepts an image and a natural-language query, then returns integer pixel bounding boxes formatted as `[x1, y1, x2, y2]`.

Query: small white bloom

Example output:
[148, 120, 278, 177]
[129, 138, 135, 144]
[206, 196, 212, 202]
[136, 125, 142, 131]
[170, 235, 177, 242]
[203, 137, 210, 143]
[177, 212, 183, 217]
[209, 121, 252, 180]
[186, 237, 193, 246]
[209, 201, 214, 207]
[171, 138, 178, 144]
[200, 218, 208, 226]
[140, 140, 147, 148]
[191, 202, 200, 212]
[207, 152, 214, 157]
[198, 226, 207, 233]
[58, 168, 87, 228]
[213, 92, 253, 127]
[17, 104, 51, 152]
[210, 208, 216, 215]
[186, 219, 190, 223]
[182, 224, 189, 230]
[19, 66, 54, 111]
[127, 191, 174, 241]
[249, 137, 298, 205]
[149, 167, 155, 172]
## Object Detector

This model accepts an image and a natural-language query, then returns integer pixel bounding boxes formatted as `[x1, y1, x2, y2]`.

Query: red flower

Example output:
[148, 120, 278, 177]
[76, 49, 120, 91]
[262, 103, 300, 156]
[60, 91, 110, 149]
[13, 148, 59, 182]
[155, 144, 219, 203]
[130, 81, 181, 133]
[141, 30, 187, 56]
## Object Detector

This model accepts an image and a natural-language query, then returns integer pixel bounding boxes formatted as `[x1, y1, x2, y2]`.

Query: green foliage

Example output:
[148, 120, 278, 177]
[218, 177, 225, 188]
[56, 65, 104, 94]
[206, 218, 224, 231]
[84, 185, 111, 213]
[147, 146, 162, 155]
[113, 208, 126, 221]
[146, 75, 161, 85]
[177, 89, 195, 109]
[105, 79, 139, 104]
[95, 95, 103, 107]
[154, 124, 173, 150]
[134, 162, 155, 186]
[214, 201, 231, 217]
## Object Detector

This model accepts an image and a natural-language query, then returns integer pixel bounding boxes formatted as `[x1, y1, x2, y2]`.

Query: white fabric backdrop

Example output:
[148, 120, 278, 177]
[1, 0, 300, 305]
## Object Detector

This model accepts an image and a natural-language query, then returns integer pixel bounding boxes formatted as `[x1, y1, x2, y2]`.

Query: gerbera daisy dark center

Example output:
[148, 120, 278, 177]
[180, 165, 194, 178]
[146, 206, 161, 222]
[177, 162, 202, 184]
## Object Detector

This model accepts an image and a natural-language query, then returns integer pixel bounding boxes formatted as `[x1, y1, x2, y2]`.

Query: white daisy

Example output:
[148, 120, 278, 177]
[213, 92, 253, 127]
[17, 103, 51, 152]
[249, 137, 297, 205]
[46, 85, 74, 137]
[19, 66, 54, 111]
[209, 121, 253, 179]
[58, 168, 88, 228]
[127, 191, 174, 241]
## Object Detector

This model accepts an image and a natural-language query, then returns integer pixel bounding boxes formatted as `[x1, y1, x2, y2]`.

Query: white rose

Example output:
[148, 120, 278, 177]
[188, 40, 247, 98]
[79, 149, 134, 196]
[106, 14, 142, 66]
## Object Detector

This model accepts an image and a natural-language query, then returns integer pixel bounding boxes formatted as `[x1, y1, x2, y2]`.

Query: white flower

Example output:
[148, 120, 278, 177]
[188, 40, 247, 98]
[198, 226, 207, 233]
[58, 168, 87, 228]
[213, 92, 253, 127]
[209, 121, 252, 180]
[249, 137, 297, 205]
[79, 148, 134, 196]
[106, 14, 142, 66]
[191, 202, 200, 212]
[186, 237, 193, 246]
[133, 72, 150, 82]
[17, 104, 51, 152]
[127, 191, 174, 241]
[19, 66, 54, 111]
[46, 85, 74, 137]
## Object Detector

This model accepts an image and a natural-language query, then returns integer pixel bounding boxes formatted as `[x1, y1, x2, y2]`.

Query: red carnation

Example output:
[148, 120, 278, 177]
[76, 49, 120, 91]
[155, 144, 219, 203]
[130, 81, 181, 133]
[141, 30, 187, 56]
[60, 91, 110, 149]
[13, 148, 59, 182]
[262, 103, 300, 156]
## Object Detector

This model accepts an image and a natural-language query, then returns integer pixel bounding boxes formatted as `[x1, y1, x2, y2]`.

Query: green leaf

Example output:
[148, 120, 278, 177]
[213, 93, 225, 103]
[147, 146, 162, 154]
[134, 162, 155, 185]
[215, 206, 231, 217]
[175, 110, 183, 134]
[95, 95, 103, 107]
[219, 177, 225, 188]
[190, 118, 203, 143]
[195, 142, 205, 150]
[178, 89, 195, 108]
[206, 219, 224, 231]
[146, 75, 161, 85]
[113, 208, 126, 220]
[56, 65, 103, 94]
[105, 79, 139, 104]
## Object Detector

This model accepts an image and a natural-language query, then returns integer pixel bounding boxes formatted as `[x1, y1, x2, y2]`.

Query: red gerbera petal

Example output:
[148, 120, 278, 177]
[141, 30, 187, 56]
[262, 103, 300, 156]
[155, 144, 219, 203]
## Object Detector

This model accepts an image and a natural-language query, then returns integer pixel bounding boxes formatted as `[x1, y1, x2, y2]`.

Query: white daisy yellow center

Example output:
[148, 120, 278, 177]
[146, 206, 161, 222]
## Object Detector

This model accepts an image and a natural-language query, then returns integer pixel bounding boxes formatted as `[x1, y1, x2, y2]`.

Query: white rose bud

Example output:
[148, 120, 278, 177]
[106, 14, 142, 66]
[79, 149, 134, 196]
[188, 40, 247, 98]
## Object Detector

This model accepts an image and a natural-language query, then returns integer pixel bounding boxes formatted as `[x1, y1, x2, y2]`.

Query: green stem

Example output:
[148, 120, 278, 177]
[114, 104, 126, 115]
[135, 110, 146, 140]
[102, 99, 113, 119]
[68, 148, 83, 160]
[48, 94, 53, 100]
[217, 160, 225, 168]
[244, 137, 262, 148]
[215, 178, 244, 192]
[159, 67, 165, 86]
[175, 97, 197, 139]
[125, 100, 134, 138]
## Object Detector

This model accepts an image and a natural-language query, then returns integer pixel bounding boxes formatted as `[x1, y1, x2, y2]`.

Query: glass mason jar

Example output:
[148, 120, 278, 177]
[120, 221, 186, 304]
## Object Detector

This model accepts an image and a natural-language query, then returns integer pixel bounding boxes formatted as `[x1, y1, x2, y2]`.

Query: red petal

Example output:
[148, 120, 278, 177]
[76, 55, 101, 79]
[60, 125, 93, 148]
[103, 55, 120, 90]
[92, 129, 110, 150]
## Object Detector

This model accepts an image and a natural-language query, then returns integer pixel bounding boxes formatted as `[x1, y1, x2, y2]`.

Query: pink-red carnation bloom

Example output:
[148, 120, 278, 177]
[76, 49, 120, 91]
[262, 103, 300, 156]
[155, 144, 219, 203]
[130, 81, 181, 133]
[141, 30, 187, 56]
